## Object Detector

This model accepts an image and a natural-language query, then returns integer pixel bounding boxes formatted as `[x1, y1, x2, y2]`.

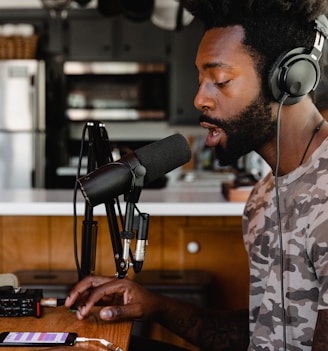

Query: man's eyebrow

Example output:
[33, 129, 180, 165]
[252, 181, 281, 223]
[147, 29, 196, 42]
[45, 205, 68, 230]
[195, 61, 232, 70]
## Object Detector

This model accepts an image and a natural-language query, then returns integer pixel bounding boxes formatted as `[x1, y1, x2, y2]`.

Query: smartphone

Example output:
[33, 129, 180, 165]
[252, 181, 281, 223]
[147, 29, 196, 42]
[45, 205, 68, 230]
[0, 332, 78, 347]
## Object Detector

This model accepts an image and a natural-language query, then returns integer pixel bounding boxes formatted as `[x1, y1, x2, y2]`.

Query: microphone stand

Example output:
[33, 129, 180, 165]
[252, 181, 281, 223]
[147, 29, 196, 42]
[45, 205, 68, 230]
[80, 121, 125, 279]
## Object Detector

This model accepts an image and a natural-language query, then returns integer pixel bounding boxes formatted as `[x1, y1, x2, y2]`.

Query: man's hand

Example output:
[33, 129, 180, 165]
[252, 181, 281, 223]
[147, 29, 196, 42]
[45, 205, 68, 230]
[65, 275, 163, 322]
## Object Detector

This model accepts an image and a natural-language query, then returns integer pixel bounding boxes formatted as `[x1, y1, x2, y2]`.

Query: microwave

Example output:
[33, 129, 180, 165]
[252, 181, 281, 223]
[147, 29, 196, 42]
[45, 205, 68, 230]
[63, 61, 168, 121]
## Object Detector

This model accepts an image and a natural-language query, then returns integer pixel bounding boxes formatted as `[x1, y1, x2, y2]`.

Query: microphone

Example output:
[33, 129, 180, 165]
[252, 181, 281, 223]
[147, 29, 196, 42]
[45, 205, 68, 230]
[78, 133, 192, 207]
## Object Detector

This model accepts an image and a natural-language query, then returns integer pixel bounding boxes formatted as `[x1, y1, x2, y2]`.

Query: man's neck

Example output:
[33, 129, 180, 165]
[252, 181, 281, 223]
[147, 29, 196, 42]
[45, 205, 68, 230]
[259, 98, 327, 176]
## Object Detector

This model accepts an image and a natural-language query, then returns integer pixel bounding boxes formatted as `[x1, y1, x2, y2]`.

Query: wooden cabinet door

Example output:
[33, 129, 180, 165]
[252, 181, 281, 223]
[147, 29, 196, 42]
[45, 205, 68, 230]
[162, 216, 249, 310]
[0, 216, 49, 272]
[49, 215, 81, 271]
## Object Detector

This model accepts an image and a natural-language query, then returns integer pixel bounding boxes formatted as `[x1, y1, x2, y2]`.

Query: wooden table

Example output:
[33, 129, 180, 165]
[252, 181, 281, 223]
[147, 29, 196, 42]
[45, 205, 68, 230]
[0, 306, 132, 351]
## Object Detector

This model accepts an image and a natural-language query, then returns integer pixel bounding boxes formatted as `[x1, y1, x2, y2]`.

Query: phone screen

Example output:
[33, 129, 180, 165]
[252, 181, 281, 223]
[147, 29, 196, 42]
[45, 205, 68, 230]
[0, 332, 77, 346]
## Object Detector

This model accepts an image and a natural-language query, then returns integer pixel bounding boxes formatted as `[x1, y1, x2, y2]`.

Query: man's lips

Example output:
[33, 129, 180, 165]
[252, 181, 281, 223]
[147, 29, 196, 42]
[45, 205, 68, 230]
[200, 121, 223, 147]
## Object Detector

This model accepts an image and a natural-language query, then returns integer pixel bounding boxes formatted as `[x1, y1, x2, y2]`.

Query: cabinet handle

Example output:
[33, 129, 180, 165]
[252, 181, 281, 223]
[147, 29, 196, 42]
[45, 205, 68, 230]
[187, 241, 200, 254]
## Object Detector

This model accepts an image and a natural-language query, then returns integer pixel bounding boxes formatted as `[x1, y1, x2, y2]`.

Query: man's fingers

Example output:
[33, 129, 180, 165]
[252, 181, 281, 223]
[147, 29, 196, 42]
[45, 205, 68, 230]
[68, 279, 127, 319]
[99, 304, 143, 321]
[65, 276, 115, 308]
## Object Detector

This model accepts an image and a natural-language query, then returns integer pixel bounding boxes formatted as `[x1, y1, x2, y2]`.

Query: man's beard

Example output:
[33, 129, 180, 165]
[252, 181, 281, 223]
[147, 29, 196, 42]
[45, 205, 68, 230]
[199, 94, 277, 166]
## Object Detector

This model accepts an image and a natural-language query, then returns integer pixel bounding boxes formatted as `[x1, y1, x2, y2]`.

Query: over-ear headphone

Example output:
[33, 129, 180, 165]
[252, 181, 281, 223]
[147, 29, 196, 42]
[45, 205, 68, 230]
[268, 14, 328, 105]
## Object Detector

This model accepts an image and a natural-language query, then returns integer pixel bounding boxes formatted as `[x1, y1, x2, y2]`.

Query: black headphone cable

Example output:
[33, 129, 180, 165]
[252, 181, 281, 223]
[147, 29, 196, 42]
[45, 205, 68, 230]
[275, 92, 288, 351]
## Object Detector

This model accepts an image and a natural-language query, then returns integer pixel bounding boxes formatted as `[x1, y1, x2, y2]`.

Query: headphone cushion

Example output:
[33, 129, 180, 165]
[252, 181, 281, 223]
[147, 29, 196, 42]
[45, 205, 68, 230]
[268, 48, 320, 105]
[283, 58, 318, 95]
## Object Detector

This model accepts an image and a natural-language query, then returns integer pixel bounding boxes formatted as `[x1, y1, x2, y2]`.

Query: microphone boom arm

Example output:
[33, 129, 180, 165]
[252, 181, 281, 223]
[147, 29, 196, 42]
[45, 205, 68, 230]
[79, 121, 150, 279]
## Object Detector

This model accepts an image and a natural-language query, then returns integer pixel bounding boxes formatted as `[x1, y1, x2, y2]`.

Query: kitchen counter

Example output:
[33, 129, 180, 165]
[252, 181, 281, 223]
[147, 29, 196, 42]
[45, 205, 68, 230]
[0, 183, 246, 216]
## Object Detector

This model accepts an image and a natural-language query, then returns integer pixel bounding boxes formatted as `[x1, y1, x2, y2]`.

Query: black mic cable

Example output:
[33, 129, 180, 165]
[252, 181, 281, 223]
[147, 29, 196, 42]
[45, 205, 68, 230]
[73, 122, 89, 279]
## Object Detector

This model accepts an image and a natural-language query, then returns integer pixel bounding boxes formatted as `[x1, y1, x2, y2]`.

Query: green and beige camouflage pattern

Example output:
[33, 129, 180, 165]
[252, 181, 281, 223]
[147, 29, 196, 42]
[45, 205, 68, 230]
[243, 137, 328, 350]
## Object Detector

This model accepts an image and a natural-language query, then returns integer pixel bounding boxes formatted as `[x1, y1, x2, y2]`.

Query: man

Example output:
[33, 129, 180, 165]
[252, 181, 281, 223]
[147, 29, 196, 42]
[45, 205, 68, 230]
[65, 1, 328, 350]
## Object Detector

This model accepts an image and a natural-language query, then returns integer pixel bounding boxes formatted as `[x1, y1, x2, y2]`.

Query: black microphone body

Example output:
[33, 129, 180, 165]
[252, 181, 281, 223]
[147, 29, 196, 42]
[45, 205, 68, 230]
[78, 133, 191, 207]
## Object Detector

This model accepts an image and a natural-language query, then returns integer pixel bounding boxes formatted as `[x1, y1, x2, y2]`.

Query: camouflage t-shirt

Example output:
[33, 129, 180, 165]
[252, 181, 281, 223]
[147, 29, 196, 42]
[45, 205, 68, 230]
[243, 137, 328, 351]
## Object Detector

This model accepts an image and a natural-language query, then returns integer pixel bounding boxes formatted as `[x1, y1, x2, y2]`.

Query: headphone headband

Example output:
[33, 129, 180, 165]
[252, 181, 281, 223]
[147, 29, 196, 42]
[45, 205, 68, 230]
[315, 14, 328, 39]
[268, 14, 328, 105]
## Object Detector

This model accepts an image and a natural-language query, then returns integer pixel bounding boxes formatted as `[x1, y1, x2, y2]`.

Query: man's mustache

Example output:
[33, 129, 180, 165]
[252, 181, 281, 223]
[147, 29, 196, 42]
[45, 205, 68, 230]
[199, 114, 221, 127]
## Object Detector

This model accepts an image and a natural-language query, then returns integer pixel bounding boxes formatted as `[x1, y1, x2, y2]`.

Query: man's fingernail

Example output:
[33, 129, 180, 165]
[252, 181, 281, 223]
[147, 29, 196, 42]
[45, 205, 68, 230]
[76, 309, 83, 320]
[101, 309, 114, 319]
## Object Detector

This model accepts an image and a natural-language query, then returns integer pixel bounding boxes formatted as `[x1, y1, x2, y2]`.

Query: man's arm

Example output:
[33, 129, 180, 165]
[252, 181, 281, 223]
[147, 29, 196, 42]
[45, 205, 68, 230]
[154, 295, 249, 351]
[65, 275, 249, 351]
[312, 309, 328, 350]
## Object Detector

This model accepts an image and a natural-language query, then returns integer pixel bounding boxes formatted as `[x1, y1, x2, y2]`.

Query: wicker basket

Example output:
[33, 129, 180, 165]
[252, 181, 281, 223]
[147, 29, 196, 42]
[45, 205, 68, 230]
[0, 34, 38, 59]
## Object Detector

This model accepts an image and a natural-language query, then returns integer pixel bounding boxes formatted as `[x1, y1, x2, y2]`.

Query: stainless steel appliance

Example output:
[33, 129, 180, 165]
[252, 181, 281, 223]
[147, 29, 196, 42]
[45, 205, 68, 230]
[0, 60, 45, 189]
[64, 61, 168, 121]
[45, 60, 168, 189]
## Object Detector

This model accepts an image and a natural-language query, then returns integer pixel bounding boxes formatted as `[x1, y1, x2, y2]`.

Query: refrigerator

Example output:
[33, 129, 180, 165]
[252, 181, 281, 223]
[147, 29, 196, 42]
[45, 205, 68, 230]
[0, 60, 45, 189]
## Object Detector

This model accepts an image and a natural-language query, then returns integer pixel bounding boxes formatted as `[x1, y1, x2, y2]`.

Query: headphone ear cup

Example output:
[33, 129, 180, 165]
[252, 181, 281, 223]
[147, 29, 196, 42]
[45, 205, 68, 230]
[268, 48, 320, 105]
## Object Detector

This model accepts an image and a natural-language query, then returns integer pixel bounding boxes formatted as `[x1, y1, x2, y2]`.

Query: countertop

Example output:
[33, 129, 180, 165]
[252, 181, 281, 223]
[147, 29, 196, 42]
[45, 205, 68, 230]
[0, 185, 245, 217]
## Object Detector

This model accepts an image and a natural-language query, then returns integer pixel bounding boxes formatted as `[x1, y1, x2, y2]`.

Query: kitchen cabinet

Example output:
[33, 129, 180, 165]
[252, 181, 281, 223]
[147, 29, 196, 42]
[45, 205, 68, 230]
[0, 216, 49, 272]
[169, 19, 203, 125]
[67, 17, 113, 60]
[161, 216, 249, 310]
[114, 17, 169, 61]
[0, 214, 248, 351]
[66, 15, 169, 61]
